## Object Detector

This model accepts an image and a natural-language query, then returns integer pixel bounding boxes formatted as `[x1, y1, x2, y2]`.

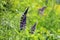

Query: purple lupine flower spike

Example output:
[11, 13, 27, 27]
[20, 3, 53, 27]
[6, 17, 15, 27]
[39, 6, 46, 15]
[20, 7, 29, 30]
[30, 23, 37, 34]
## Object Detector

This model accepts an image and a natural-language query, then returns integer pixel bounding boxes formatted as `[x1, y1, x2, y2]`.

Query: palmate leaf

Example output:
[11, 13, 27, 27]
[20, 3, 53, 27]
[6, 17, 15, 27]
[30, 23, 37, 34]
[20, 7, 29, 30]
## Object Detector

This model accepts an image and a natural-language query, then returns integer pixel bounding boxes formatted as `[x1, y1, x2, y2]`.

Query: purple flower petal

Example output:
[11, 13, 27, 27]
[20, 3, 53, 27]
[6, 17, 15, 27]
[30, 23, 37, 34]
[20, 7, 29, 30]
[39, 6, 46, 15]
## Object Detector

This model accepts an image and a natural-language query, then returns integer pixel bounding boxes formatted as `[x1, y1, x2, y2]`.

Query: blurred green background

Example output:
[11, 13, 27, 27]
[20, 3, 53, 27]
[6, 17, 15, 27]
[0, 0, 60, 40]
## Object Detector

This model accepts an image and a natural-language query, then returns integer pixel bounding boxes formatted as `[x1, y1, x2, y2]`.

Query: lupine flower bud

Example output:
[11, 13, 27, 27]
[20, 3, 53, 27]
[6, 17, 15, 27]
[30, 23, 36, 34]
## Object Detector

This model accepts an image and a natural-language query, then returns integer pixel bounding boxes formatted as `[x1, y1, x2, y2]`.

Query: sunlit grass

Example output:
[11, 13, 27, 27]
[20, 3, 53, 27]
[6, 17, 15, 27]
[0, 0, 60, 40]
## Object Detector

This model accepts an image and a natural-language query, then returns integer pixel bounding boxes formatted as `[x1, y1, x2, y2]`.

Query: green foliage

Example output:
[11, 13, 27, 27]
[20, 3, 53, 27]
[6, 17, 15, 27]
[0, 0, 60, 40]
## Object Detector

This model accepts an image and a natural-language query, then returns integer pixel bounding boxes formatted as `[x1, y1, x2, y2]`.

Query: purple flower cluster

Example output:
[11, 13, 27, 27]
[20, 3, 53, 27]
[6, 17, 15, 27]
[20, 7, 29, 30]
[20, 7, 37, 34]
[39, 6, 46, 15]
[30, 23, 36, 34]
[20, 6, 46, 34]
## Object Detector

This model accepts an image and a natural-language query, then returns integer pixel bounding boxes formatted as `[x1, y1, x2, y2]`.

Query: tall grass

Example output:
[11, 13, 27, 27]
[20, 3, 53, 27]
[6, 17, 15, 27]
[0, 0, 60, 40]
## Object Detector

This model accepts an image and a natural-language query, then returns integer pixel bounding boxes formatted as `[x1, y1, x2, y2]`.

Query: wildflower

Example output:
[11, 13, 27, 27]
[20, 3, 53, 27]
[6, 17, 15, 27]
[30, 23, 37, 34]
[38, 6, 46, 16]
[20, 7, 29, 30]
